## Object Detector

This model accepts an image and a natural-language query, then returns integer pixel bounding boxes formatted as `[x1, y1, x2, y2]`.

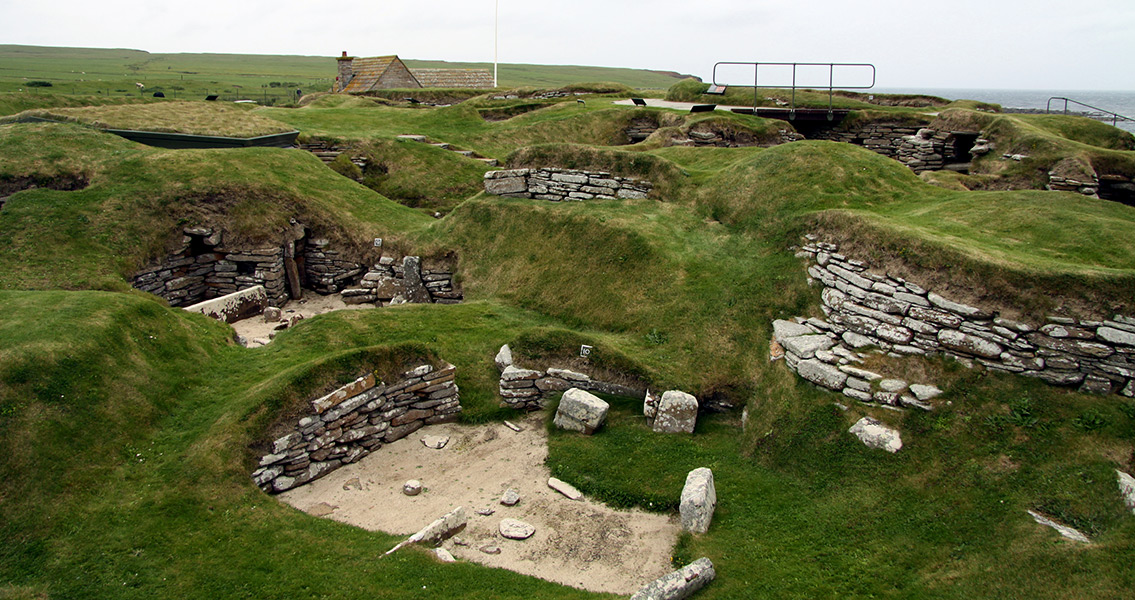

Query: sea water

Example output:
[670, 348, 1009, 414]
[874, 88, 1135, 134]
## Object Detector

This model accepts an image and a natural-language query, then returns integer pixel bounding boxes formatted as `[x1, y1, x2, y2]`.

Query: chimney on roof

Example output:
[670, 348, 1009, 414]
[336, 52, 355, 92]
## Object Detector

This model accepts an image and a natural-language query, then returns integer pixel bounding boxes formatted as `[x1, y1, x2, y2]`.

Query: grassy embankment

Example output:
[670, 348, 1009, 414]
[2, 81, 1135, 599]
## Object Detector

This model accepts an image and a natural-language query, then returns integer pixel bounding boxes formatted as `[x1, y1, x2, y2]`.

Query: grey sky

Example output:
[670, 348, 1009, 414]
[4, 0, 1133, 90]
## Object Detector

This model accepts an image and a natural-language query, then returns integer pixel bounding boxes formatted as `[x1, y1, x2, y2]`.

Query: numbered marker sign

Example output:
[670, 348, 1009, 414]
[373, 238, 383, 248]
[580, 345, 593, 358]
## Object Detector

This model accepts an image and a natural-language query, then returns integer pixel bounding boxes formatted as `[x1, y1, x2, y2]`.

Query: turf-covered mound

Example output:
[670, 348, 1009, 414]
[9, 101, 295, 137]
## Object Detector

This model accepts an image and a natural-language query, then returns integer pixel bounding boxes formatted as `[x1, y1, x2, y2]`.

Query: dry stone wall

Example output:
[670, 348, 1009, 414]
[484, 168, 652, 201]
[253, 362, 461, 494]
[495, 346, 645, 410]
[790, 237, 1135, 398]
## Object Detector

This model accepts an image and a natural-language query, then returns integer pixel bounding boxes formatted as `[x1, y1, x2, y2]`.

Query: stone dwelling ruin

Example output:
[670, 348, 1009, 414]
[334, 53, 494, 93]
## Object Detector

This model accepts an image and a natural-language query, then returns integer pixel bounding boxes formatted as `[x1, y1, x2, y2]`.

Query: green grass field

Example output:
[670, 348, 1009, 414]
[2, 52, 1135, 599]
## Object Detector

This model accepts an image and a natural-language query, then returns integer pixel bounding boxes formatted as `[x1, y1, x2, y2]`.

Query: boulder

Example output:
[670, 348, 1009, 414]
[553, 388, 609, 434]
[630, 557, 716, 600]
[848, 417, 902, 453]
[652, 390, 698, 434]
[679, 468, 716, 534]
[500, 488, 520, 506]
[498, 518, 536, 540]
[403, 480, 423, 496]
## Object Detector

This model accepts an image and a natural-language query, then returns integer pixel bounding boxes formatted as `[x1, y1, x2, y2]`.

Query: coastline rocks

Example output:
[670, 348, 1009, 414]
[679, 468, 717, 534]
[553, 388, 609, 434]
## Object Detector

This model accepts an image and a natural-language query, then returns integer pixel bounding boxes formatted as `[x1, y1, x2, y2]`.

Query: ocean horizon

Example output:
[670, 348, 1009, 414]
[874, 87, 1135, 134]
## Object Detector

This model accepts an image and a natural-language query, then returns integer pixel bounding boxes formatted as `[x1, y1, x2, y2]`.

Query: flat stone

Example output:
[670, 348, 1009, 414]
[1098, 326, 1135, 347]
[546, 367, 590, 381]
[479, 545, 501, 555]
[849, 417, 902, 453]
[499, 518, 536, 540]
[908, 384, 943, 401]
[796, 359, 849, 390]
[679, 468, 717, 534]
[772, 319, 814, 341]
[879, 379, 908, 393]
[500, 488, 521, 506]
[421, 435, 450, 450]
[403, 480, 423, 496]
[630, 557, 716, 600]
[500, 365, 542, 382]
[408, 506, 467, 546]
[548, 477, 583, 500]
[1027, 510, 1090, 543]
[842, 331, 875, 348]
[780, 334, 835, 360]
[653, 390, 698, 434]
[553, 388, 609, 435]
[938, 329, 1002, 359]
[474, 507, 495, 516]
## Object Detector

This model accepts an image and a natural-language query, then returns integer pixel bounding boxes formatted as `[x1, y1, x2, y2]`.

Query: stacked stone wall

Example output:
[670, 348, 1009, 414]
[484, 168, 652, 201]
[253, 362, 461, 494]
[132, 227, 289, 307]
[498, 364, 645, 411]
[340, 255, 462, 306]
[789, 238, 1135, 397]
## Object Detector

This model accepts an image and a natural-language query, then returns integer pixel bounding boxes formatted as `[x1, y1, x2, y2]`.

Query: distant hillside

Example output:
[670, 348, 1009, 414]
[0, 44, 690, 103]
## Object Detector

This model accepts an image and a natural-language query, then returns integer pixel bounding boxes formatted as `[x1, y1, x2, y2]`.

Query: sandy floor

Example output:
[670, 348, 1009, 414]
[231, 293, 368, 347]
[278, 412, 680, 594]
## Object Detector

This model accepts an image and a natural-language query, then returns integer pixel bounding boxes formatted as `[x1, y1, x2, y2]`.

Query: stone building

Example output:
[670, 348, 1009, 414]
[335, 52, 494, 92]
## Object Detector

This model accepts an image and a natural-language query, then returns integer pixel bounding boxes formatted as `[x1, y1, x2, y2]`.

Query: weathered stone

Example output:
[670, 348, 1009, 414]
[546, 367, 590, 381]
[401, 256, 431, 304]
[548, 477, 583, 500]
[501, 365, 542, 382]
[403, 480, 423, 496]
[312, 373, 377, 414]
[843, 388, 873, 402]
[679, 468, 716, 534]
[653, 390, 698, 434]
[796, 359, 849, 390]
[630, 557, 716, 600]
[434, 548, 456, 563]
[938, 329, 1002, 359]
[495, 344, 513, 372]
[1118, 470, 1135, 514]
[553, 388, 609, 434]
[484, 176, 528, 195]
[479, 545, 501, 555]
[908, 384, 942, 401]
[1098, 326, 1135, 347]
[842, 331, 875, 348]
[272, 432, 303, 454]
[780, 334, 835, 360]
[849, 417, 902, 453]
[1028, 334, 1114, 358]
[406, 506, 467, 547]
[879, 379, 908, 393]
[421, 435, 450, 450]
[497, 488, 521, 506]
[644, 389, 660, 420]
[1027, 510, 1090, 543]
[499, 518, 536, 540]
[772, 319, 814, 340]
[1079, 375, 1113, 395]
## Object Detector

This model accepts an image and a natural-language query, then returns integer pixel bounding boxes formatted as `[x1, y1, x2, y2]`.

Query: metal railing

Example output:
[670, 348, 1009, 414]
[711, 62, 876, 116]
[1046, 97, 1134, 127]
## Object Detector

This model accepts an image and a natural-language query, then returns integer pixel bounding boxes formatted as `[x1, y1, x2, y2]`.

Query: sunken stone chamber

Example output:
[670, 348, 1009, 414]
[253, 362, 461, 493]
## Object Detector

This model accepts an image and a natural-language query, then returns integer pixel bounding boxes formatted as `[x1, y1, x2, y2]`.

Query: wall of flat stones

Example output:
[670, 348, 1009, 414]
[253, 362, 461, 494]
[133, 227, 462, 309]
[499, 365, 646, 411]
[132, 227, 289, 307]
[811, 124, 961, 172]
[794, 238, 1135, 397]
[484, 168, 652, 201]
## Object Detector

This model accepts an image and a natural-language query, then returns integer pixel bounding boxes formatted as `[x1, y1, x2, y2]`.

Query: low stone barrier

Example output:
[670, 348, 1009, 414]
[785, 237, 1135, 398]
[630, 557, 716, 600]
[484, 168, 652, 201]
[182, 284, 268, 323]
[252, 362, 461, 493]
[679, 468, 716, 534]
[339, 255, 462, 306]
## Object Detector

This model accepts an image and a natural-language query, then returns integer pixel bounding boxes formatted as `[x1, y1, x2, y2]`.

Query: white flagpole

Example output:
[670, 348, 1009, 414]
[494, 0, 499, 87]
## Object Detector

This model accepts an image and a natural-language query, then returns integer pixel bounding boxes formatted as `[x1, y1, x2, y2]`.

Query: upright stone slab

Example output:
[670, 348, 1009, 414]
[630, 557, 716, 600]
[553, 388, 609, 434]
[1118, 470, 1135, 514]
[494, 344, 513, 372]
[679, 467, 716, 534]
[653, 390, 698, 434]
[402, 256, 432, 304]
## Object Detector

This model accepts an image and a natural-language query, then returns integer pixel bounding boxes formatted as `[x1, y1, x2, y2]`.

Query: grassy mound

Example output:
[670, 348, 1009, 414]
[10, 101, 295, 137]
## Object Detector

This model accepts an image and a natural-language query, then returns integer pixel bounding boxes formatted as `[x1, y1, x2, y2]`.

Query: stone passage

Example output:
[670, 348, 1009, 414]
[484, 168, 652, 201]
[794, 237, 1135, 397]
[253, 362, 461, 493]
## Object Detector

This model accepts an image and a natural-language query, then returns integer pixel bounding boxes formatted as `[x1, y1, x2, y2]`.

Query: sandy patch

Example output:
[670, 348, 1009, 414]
[231, 293, 368, 346]
[278, 412, 680, 594]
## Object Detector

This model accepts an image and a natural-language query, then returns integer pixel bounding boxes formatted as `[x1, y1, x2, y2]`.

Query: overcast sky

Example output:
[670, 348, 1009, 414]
[4, 0, 1134, 90]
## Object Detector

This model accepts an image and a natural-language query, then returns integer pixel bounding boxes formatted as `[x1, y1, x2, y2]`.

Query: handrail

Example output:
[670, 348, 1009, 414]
[1046, 97, 1134, 127]
[711, 62, 876, 115]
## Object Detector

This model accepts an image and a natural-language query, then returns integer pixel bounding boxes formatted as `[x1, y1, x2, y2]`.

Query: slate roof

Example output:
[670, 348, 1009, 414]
[411, 69, 495, 89]
[341, 56, 404, 93]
